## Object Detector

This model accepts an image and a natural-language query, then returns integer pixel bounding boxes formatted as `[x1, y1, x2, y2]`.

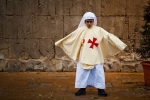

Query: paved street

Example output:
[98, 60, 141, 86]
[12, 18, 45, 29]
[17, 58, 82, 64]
[0, 72, 150, 100]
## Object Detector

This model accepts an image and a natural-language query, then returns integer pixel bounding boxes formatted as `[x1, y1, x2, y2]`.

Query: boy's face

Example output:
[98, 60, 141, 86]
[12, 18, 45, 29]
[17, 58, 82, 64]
[85, 19, 94, 28]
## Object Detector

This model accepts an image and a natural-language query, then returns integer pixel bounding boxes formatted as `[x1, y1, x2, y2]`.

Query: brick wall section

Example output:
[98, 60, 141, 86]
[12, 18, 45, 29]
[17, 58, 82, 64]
[0, 0, 149, 72]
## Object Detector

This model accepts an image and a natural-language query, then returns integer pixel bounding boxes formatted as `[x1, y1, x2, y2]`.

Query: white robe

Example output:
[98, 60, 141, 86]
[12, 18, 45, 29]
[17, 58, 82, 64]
[55, 25, 127, 89]
[75, 62, 105, 89]
[75, 48, 105, 89]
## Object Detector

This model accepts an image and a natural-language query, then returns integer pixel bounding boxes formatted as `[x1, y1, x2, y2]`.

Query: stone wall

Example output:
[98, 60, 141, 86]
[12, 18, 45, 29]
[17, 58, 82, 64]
[0, 0, 149, 72]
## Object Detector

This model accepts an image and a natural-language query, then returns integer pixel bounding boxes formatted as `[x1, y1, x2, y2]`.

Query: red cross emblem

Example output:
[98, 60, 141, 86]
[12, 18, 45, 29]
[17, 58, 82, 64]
[88, 37, 99, 49]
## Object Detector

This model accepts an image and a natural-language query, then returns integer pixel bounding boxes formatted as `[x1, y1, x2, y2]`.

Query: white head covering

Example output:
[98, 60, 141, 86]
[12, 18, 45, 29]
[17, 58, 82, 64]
[78, 12, 97, 28]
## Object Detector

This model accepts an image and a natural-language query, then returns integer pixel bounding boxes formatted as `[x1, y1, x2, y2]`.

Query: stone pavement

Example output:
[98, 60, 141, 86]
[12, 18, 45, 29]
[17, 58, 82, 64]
[0, 72, 150, 100]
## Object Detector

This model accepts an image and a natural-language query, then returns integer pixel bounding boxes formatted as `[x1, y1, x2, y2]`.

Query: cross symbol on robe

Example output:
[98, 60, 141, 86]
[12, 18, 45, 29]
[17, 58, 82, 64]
[88, 37, 99, 49]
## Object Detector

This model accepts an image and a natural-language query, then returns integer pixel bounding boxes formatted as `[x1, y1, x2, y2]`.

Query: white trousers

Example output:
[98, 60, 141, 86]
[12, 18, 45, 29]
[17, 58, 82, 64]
[75, 61, 105, 89]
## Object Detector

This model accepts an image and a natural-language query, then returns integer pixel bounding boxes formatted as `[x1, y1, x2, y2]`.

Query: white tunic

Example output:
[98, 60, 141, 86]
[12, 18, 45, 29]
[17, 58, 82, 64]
[75, 61, 105, 89]
[75, 48, 105, 89]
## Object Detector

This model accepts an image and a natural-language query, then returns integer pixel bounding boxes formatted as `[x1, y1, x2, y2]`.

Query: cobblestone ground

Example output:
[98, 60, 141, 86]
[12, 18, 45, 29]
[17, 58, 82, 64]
[0, 72, 150, 100]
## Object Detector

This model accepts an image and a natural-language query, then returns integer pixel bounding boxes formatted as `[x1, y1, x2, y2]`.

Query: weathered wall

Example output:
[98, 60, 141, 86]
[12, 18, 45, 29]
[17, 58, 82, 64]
[0, 0, 149, 72]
